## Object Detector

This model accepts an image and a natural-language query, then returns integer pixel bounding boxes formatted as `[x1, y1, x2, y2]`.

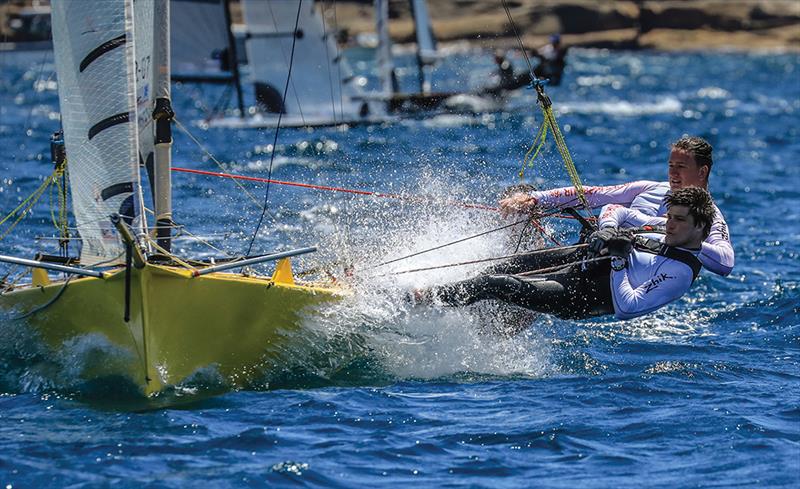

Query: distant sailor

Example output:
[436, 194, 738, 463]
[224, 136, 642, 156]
[500, 136, 734, 276]
[414, 187, 715, 321]
[532, 34, 568, 86]
[484, 50, 532, 96]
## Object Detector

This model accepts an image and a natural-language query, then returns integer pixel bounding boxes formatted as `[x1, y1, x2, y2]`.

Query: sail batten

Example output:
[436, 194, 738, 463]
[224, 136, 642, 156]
[51, 0, 151, 265]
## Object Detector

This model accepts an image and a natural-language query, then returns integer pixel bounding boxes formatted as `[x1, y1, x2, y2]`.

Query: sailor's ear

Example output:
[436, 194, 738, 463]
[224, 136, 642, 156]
[699, 164, 709, 181]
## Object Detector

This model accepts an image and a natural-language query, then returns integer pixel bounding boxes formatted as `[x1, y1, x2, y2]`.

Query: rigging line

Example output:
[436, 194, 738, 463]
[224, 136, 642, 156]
[500, 0, 591, 215]
[7, 275, 75, 321]
[172, 226, 238, 258]
[266, 0, 306, 124]
[172, 166, 496, 211]
[320, 1, 339, 124]
[364, 217, 532, 270]
[500, 0, 536, 81]
[141, 234, 197, 272]
[515, 255, 609, 277]
[381, 243, 589, 277]
[246, 0, 304, 257]
[172, 117, 273, 218]
[209, 82, 233, 121]
[171, 166, 566, 245]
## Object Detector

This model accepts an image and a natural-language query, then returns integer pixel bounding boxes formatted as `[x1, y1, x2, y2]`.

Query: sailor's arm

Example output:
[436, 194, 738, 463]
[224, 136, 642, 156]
[610, 261, 693, 320]
[699, 209, 734, 277]
[501, 181, 662, 215]
[598, 205, 665, 229]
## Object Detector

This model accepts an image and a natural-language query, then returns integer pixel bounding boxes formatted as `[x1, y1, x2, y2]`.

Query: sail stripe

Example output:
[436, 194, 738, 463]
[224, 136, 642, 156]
[79, 34, 127, 72]
[87, 112, 130, 140]
[101, 182, 134, 201]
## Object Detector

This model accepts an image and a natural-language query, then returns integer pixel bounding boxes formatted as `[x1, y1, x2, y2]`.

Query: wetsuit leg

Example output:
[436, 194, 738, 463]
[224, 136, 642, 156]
[428, 262, 615, 320]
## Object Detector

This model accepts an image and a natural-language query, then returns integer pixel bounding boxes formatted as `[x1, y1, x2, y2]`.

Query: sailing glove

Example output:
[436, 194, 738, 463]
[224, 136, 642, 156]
[588, 227, 634, 257]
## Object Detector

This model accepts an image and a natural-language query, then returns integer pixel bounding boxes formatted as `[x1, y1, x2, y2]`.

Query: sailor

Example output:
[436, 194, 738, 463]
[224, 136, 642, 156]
[494, 50, 517, 89]
[532, 34, 568, 86]
[500, 136, 734, 277]
[483, 50, 532, 97]
[414, 187, 715, 321]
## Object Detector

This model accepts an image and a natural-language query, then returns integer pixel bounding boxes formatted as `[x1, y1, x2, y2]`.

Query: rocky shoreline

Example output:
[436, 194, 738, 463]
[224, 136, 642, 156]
[330, 0, 800, 52]
[1, 1, 798, 52]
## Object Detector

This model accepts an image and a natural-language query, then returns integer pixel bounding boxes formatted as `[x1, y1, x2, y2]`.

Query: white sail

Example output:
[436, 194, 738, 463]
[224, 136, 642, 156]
[242, 0, 373, 123]
[51, 0, 148, 265]
[170, 0, 233, 81]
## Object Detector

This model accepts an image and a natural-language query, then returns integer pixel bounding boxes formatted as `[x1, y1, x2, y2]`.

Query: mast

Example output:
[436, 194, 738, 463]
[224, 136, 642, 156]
[374, 0, 396, 97]
[409, 0, 435, 94]
[223, 0, 246, 117]
[153, 0, 174, 252]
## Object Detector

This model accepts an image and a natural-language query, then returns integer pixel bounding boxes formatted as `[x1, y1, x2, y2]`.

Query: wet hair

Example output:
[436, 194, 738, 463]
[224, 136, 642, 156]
[664, 186, 716, 238]
[672, 136, 713, 173]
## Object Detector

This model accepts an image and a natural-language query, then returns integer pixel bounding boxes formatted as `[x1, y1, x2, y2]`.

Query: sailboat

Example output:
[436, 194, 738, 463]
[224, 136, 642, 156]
[172, 0, 503, 129]
[172, 0, 389, 128]
[0, 0, 340, 397]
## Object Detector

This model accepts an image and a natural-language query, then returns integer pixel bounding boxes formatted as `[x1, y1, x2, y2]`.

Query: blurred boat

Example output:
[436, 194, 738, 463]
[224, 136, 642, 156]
[171, 0, 504, 129]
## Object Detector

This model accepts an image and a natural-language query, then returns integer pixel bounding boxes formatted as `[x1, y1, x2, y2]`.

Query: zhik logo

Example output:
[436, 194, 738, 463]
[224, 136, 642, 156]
[644, 273, 674, 293]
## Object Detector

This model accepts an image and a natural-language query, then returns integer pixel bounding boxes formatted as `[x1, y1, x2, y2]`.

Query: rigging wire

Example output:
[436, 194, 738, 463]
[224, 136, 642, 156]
[382, 243, 589, 277]
[266, 0, 306, 124]
[173, 117, 271, 216]
[320, 1, 340, 124]
[363, 216, 549, 271]
[246, 0, 304, 256]
[501, 0, 592, 215]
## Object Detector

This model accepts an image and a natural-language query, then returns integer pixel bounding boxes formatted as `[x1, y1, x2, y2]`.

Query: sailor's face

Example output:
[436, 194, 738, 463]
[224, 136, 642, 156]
[668, 149, 708, 191]
[665, 205, 703, 247]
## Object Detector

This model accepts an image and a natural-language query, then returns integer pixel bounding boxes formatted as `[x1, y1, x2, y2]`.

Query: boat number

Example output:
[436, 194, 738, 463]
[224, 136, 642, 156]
[136, 55, 151, 81]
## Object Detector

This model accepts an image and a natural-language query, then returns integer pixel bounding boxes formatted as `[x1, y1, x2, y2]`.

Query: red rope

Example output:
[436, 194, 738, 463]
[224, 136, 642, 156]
[171, 167, 498, 211]
[171, 166, 564, 245]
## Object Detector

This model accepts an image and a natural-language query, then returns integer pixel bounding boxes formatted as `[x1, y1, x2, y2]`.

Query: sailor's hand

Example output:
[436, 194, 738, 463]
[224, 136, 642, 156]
[500, 193, 540, 217]
[588, 227, 615, 256]
[606, 229, 634, 257]
[588, 227, 634, 257]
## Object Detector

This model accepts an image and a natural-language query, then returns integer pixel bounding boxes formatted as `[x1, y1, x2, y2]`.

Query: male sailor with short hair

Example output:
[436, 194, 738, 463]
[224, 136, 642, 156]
[500, 136, 734, 276]
[415, 187, 716, 321]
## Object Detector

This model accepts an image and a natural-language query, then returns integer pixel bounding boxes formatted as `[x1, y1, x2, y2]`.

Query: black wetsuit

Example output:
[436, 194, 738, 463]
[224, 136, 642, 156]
[428, 247, 614, 320]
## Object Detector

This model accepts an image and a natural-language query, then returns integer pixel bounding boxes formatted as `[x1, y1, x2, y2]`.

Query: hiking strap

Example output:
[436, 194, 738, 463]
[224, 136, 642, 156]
[633, 236, 702, 281]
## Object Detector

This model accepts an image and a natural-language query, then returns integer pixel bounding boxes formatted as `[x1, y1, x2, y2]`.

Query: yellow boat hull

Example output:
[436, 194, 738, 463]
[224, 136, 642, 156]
[0, 263, 340, 396]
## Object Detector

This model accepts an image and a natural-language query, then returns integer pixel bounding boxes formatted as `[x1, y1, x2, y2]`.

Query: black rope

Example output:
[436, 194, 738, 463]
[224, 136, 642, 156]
[384, 243, 589, 277]
[365, 217, 533, 271]
[500, 0, 537, 83]
[246, 0, 304, 256]
[5, 275, 74, 321]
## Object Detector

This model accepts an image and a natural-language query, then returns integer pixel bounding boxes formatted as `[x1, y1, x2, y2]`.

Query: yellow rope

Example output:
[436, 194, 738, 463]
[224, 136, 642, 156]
[519, 116, 548, 180]
[0, 174, 54, 241]
[520, 92, 590, 212]
[542, 105, 589, 211]
[141, 233, 198, 273]
[0, 164, 71, 243]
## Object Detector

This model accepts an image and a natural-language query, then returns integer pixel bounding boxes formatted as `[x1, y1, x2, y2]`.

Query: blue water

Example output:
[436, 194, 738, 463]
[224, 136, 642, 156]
[1, 46, 799, 487]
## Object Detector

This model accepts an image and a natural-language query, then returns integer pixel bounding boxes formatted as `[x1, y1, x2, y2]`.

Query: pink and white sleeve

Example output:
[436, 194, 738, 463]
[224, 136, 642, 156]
[532, 181, 662, 210]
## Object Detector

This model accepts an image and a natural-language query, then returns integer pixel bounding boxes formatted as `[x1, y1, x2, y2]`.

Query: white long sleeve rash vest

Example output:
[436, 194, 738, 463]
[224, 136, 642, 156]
[529, 181, 734, 276]
[609, 232, 699, 320]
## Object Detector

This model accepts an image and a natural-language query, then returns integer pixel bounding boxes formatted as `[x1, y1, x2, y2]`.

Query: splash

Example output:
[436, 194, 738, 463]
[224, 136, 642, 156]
[292, 171, 556, 383]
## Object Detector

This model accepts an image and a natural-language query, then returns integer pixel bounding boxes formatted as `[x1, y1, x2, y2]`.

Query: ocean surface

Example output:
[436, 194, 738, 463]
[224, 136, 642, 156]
[1, 46, 798, 488]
